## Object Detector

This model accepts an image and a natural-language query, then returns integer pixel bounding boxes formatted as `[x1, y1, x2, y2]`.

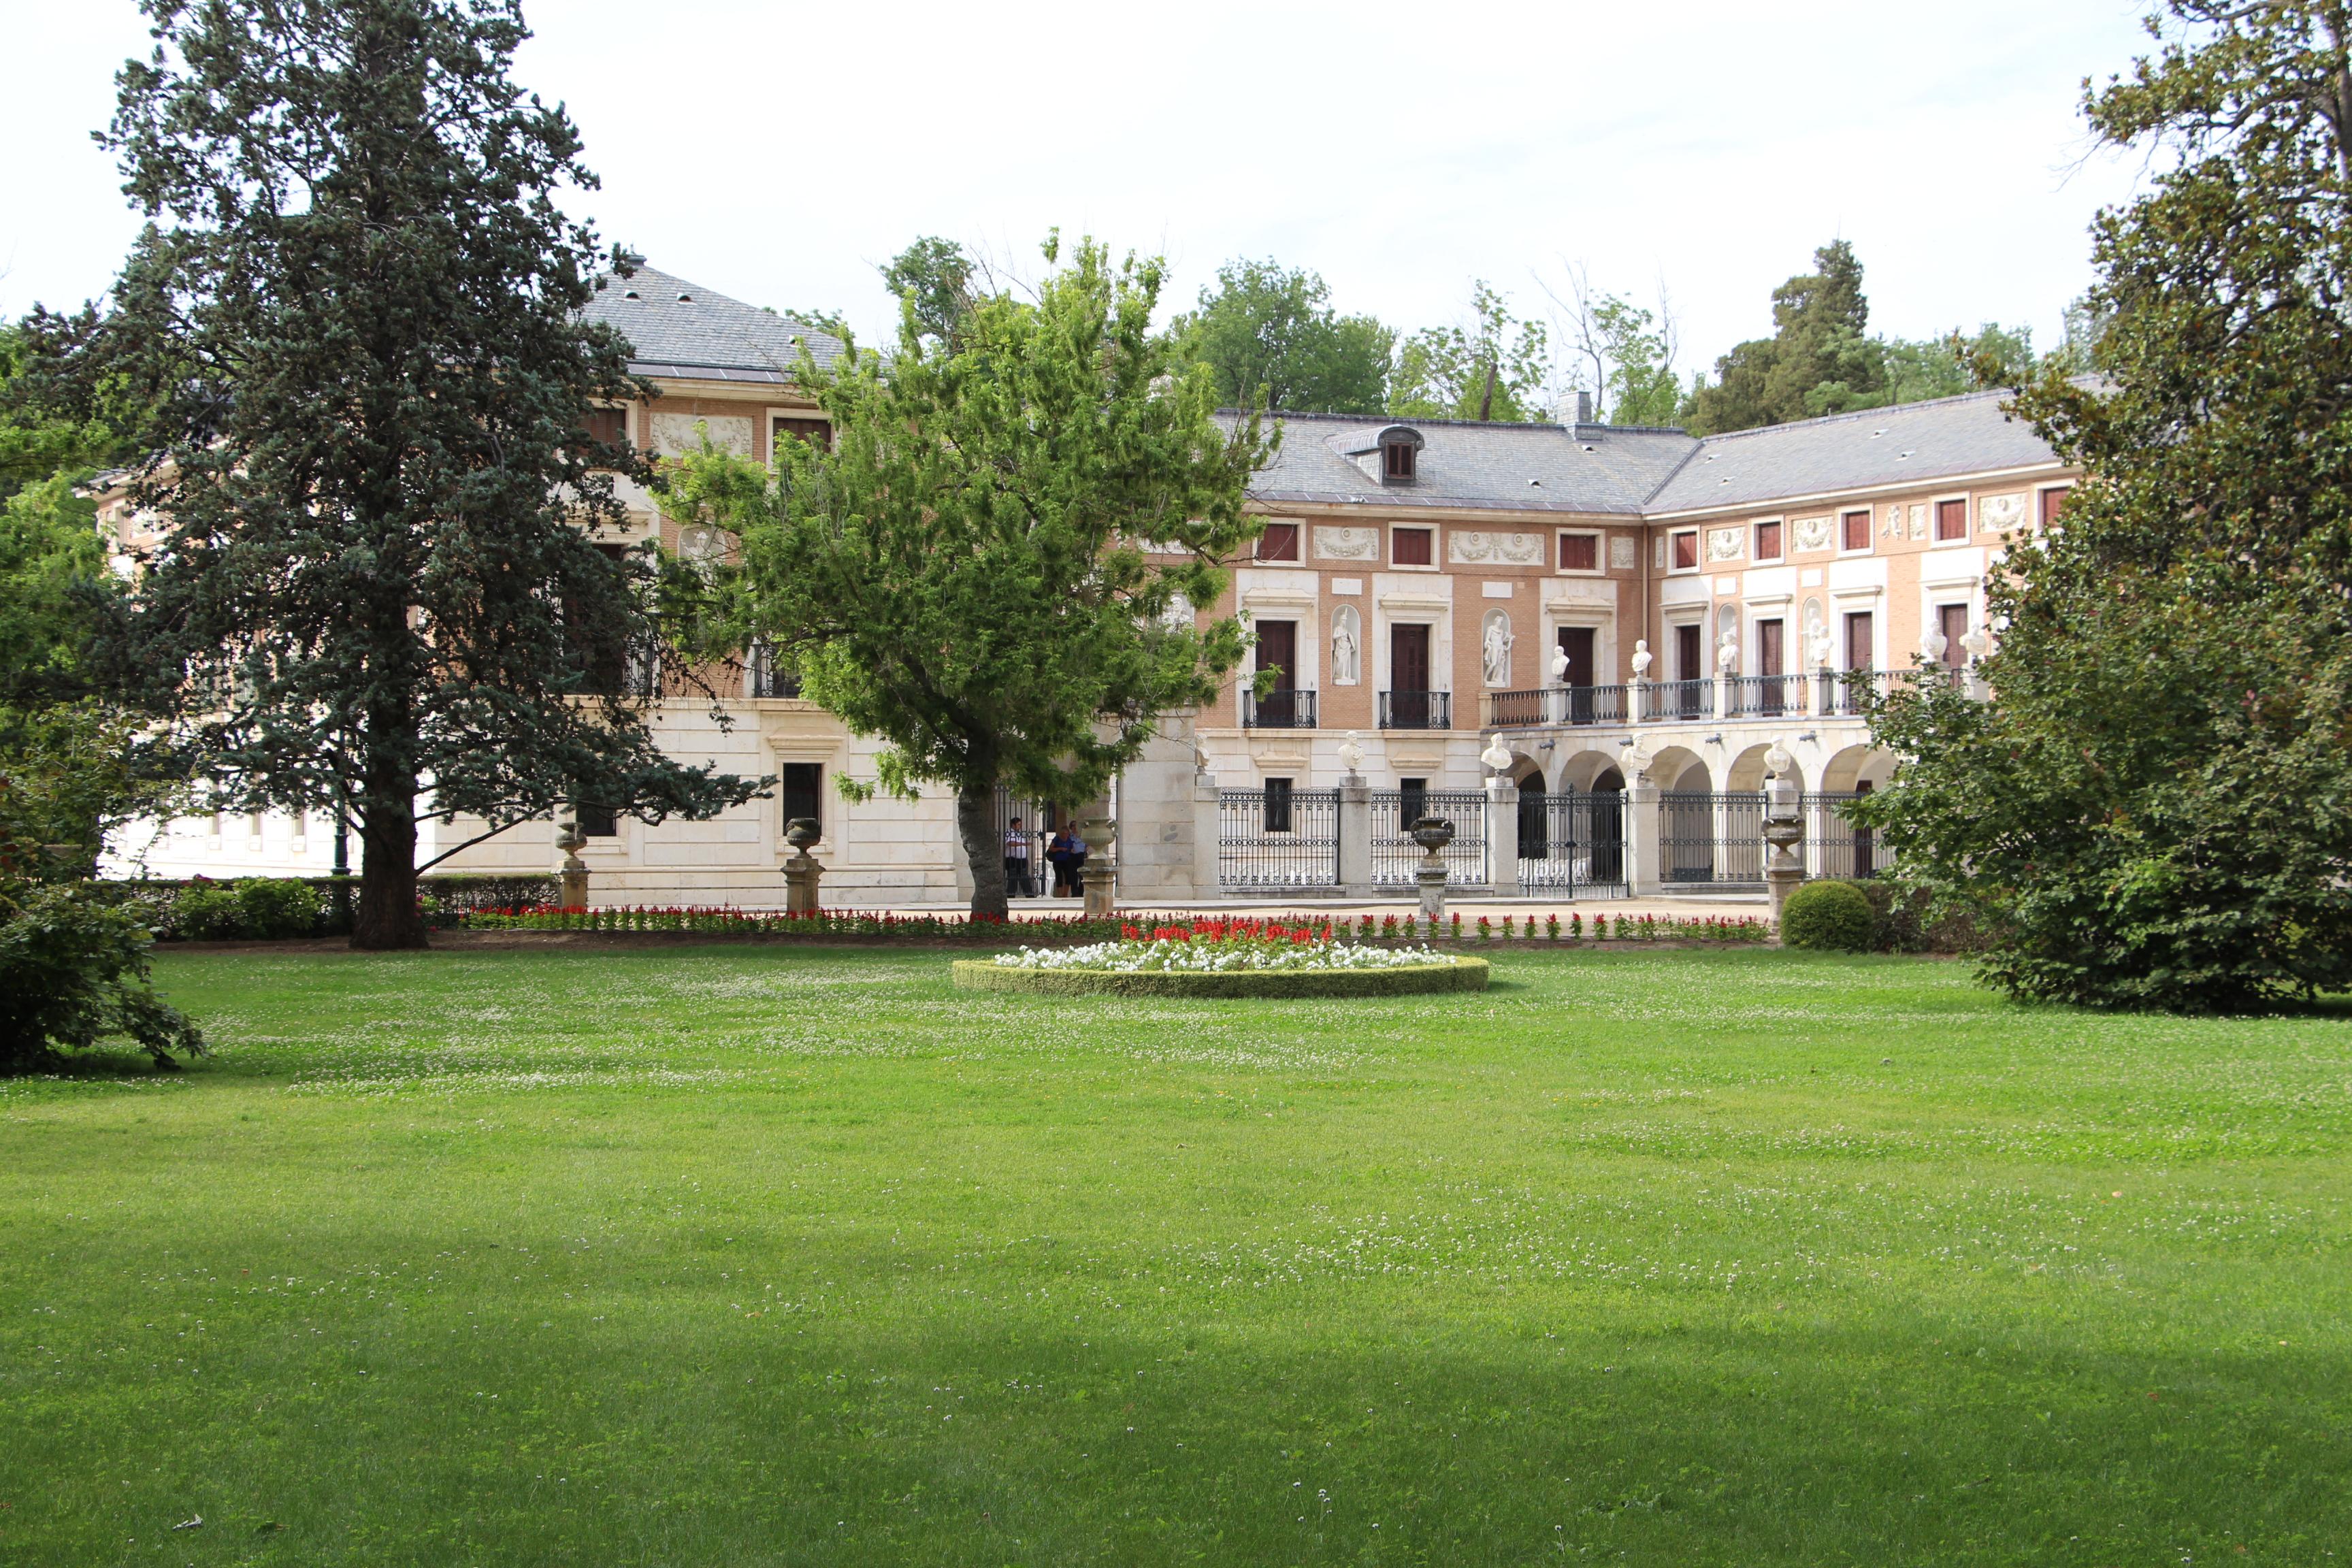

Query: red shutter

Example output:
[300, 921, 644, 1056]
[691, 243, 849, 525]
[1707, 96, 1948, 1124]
[1936, 499, 1968, 540]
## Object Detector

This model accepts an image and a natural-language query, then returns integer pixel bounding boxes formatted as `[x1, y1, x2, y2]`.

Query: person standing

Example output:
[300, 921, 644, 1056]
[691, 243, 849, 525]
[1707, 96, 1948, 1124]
[1045, 826, 1077, 896]
[1065, 825, 1088, 898]
[1002, 817, 1034, 898]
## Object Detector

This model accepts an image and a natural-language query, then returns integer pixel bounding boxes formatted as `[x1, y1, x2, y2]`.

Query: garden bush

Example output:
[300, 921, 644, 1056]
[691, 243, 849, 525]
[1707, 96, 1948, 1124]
[0, 881, 204, 1071]
[233, 877, 321, 939]
[167, 881, 246, 940]
[1781, 880, 1876, 952]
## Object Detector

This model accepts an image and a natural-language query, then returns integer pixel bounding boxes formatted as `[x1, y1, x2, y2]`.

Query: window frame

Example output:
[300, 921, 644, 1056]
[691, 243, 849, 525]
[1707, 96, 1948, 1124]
[1667, 529, 1700, 574]
[1931, 493, 1972, 546]
[2036, 483, 2074, 529]
[1752, 517, 1784, 563]
[1254, 520, 1301, 562]
[1838, 508, 1874, 556]
[1555, 529, 1603, 576]
[1390, 525, 1437, 570]
[1382, 440, 1416, 482]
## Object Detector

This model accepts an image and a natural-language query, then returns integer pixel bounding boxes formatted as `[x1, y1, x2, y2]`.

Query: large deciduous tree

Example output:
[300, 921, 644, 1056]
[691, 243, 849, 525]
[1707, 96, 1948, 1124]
[1858, 1, 2352, 1011]
[1171, 258, 1394, 416]
[664, 235, 1274, 917]
[1389, 282, 1552, 423]
[35, 0, 757, 949]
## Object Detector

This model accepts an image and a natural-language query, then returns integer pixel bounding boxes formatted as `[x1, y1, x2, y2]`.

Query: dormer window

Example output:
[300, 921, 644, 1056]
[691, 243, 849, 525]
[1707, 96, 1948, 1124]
[1376, 425, 1423, 485]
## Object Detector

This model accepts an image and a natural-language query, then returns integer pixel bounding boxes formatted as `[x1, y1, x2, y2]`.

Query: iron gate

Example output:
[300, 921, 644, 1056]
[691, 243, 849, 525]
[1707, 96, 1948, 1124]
[1518, 789, 1629, 896]
[1659, 789, 1766, 886]
[1370, 788, 1490, 887]
[1216, 787, 1341, 892]
[1810, 791, 1893, 880]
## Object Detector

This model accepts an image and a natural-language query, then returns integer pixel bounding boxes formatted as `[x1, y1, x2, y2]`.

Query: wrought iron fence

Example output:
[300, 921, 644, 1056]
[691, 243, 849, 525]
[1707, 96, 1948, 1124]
[1518, 789, 1629, 896]
[1659, 789, 1765, 885]
[1489, 685, 1631, 728]
[1724, 673, 1805, 717]
[1378, 689, 1452, 730]
[1809, 791, 1893, 879]
[1640, 678, 1714, 721]
[991, 787, 1056, 898]
[1216, 787, 1341, 892]
[1370, 788, 1489, 887]
[1241, 689, 1318, 729]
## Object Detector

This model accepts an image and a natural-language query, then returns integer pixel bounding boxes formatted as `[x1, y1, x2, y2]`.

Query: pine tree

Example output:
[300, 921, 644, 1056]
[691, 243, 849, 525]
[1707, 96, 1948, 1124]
[37, 0, 759, 948]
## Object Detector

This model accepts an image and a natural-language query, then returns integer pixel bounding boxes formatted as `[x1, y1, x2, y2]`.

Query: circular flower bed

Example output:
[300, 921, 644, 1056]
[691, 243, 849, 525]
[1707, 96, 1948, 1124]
[951, 917, 1490, 998]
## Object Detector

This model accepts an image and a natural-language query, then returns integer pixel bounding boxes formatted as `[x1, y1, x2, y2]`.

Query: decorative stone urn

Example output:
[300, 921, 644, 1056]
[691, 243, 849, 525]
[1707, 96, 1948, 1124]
[556, 818, 589, 909]
[1409, 814, 1454, 927]
[1078, 811, 1117, 917]
[781, 817, 824, 914]
[1760, 741, 1806, 929]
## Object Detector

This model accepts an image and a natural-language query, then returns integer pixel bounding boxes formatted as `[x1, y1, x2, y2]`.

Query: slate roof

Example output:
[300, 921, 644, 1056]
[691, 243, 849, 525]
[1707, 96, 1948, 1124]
[1237, 411, 1699, 517]
[579, 264, 849, 382]
[1643, 390, 2062, 514]
[1232, 391, 2065, 518]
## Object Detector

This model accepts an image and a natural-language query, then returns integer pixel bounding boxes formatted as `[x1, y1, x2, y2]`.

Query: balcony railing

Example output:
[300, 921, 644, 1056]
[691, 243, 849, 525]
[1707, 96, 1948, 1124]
[1241, 688, 1318, 730]
[1724, 672, 1806, 717]
[1490, 684, 1633, 728]
[1639, 678, 1714, 721]
[1378, 689, 1451, 730]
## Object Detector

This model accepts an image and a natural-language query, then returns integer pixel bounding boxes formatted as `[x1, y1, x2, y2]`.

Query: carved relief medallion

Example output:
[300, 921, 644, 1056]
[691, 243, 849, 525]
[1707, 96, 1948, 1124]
[1706, 526, 1744, 561]
[651, 412, 755, 459]
[1448, 530, 1546, 565]
[1978, 493, 2026, 534]
[1313, 525, 1380, 561]
[1791, 514, 1833, 553]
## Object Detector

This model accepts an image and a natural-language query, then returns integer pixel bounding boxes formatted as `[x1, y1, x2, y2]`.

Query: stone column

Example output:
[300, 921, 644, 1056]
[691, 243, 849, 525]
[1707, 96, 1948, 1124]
[1192, 770, 1222, 904]
[1337, 774, 1374, 900]
[1761, 763, 1804, 930]
[1485, 775, 1521, 896]
[1624, 783, 1663, 896]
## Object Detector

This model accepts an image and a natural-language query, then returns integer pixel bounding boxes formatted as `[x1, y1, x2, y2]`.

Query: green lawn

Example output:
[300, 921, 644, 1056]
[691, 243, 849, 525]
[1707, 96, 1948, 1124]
[5, 944, 2349, 1565]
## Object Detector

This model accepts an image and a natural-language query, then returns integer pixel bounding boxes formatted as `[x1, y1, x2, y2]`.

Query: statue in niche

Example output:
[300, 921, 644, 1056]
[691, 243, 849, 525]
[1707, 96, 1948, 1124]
[1482, 612, 1515, 687]
[1330, 608, 1360, 685]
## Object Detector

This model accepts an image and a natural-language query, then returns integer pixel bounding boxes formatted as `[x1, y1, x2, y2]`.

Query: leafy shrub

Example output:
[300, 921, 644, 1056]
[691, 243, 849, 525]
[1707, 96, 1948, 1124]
[1781, 880, 1876, 952]
[1, 881, 204, 1071]
[234, 877, 319, 939]
[170, 881, 244, 939]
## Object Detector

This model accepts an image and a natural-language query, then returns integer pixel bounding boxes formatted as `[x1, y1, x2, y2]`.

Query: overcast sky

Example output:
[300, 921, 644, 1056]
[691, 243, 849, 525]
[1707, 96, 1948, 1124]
[6, 1, 2161, 402]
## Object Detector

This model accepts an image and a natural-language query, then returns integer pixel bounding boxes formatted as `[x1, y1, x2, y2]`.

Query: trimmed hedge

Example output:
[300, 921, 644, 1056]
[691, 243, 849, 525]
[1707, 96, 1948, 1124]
[95, 874, 561, 941]
[950, 956, 1490, 998]
[1782, 881, 1877, 952]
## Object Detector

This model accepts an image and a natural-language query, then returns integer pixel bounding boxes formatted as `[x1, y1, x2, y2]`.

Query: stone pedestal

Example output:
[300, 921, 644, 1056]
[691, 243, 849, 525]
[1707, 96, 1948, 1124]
[1337, 774, 1373, 898]
[1486, 776, 1521, 895]
[1416, 863, 1447, 926]
[781, 817, 825, 914]
[557, 820, 589, 909]
[1624, 783, 1663, 896]
[1080, 813, 1117, 917]
[1761, 760, 1805, 932]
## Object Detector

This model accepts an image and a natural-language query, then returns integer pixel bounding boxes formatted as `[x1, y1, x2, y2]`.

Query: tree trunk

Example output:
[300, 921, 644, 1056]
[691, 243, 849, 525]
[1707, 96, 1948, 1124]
[958, 783, 1008, 920]
[351, 745, 427, 950]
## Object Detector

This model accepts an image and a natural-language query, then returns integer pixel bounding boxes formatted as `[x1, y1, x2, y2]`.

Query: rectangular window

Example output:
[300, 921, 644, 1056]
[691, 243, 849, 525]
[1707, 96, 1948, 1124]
[583, 406, 628, 448]
[1939, 604, 1970, 669]
[248, 811, 265, 841]
[1841, 510, 1871, 551]
[1255, 521, 1300, 561]
[1262, 777, 1293, 834]
[1383, 442, 1416, 480]
[1392, 527, 1433, 567]
[577, 802, 618, 838]
[772, 416, 831, 454]
[1757, 619, 1784, 679]
[1675, 623, 1704, 683]
[1555, 625, 1595, 687]
[1670, 530, 1698, 570]
[1844, 611, 1874, 672]
[1254, 620, 1296, 690]
[1935, 498, 1968, 542]
[1389, 623, 1430, 691]
[780, 762, 823, 834]
[1398, 777, 1426, 830]
[1753, 519, 1782, 561]
[2039, 486, 2072, 527]
[1558, 532, 1599, 572]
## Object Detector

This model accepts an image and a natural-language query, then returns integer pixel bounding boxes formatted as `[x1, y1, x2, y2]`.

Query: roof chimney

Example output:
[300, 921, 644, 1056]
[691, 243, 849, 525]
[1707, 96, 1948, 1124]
[1575, 390, 1594, 425]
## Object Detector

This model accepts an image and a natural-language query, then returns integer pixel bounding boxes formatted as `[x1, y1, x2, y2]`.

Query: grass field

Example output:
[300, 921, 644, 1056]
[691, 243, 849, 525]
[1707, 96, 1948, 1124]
[4, 943, 2349, 1566]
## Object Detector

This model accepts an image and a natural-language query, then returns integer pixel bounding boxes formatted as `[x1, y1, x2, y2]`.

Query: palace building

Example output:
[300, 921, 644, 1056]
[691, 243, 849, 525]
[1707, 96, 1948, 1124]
[105, 264, 2076, 905]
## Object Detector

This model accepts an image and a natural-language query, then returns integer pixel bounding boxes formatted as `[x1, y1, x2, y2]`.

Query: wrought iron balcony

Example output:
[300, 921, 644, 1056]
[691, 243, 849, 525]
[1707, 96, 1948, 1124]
[1723, 673, 1806, 717]
[1378, 689, 1451, 730]
[1489, 684, 1632, 728]
[1241, 688, 1318, 730]
[1639, 677, 1714, 721]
